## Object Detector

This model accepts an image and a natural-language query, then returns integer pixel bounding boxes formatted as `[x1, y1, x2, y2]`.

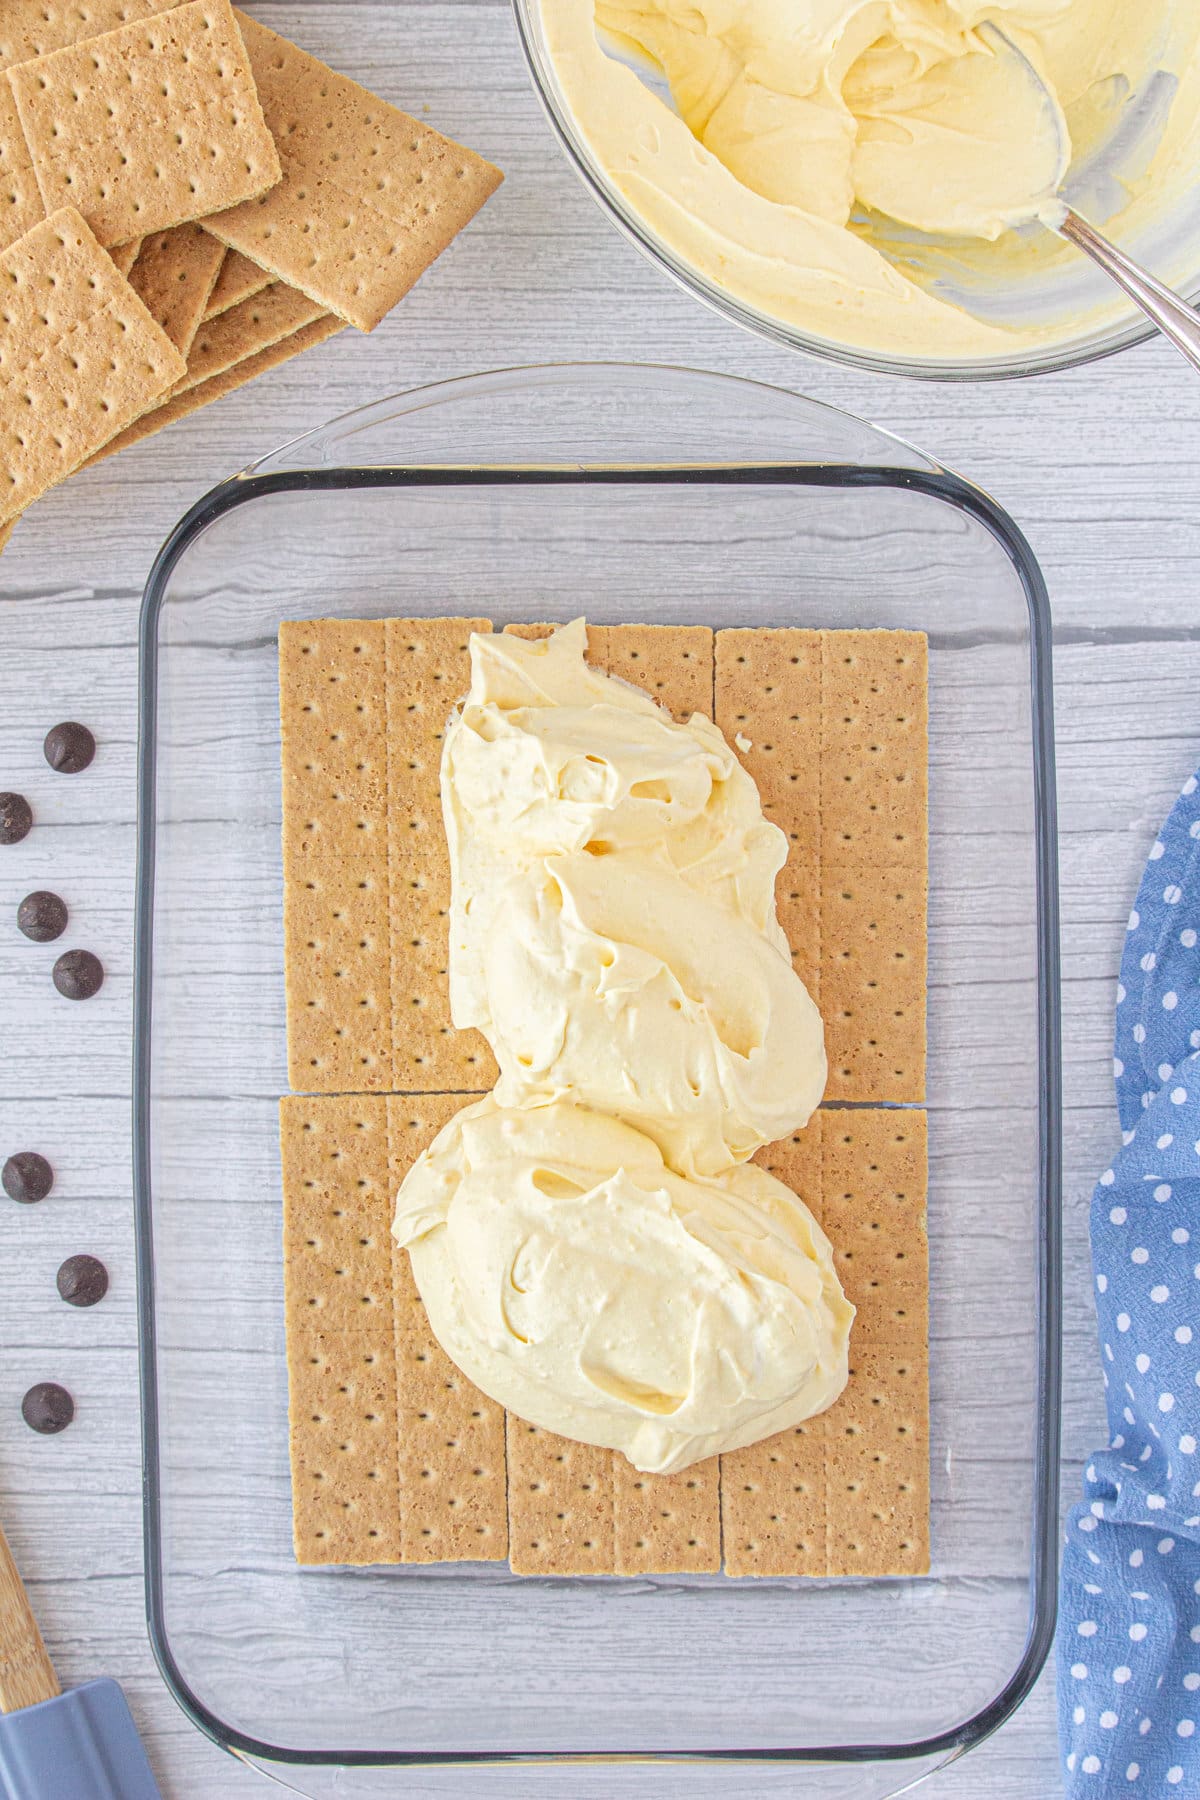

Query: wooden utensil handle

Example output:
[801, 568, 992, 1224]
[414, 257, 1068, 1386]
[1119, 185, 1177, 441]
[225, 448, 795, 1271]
[0, 1522, 60, 1712]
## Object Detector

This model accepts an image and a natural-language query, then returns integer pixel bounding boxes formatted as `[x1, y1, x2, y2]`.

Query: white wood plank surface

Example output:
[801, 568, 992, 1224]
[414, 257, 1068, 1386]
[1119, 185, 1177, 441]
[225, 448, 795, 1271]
[3, 1, 1199, 1793]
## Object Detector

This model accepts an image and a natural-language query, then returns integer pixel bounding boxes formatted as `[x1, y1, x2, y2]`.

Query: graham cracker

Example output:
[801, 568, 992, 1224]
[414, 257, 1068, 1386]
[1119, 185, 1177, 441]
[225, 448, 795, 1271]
[0, 205, 185, 524]
[85, 309, 341, 461]
[172, 281, 325, 393]
[507, 1418, 615, 1577]
[8, 0, 281, 249]
[0, 0, 179, 253]
[279, 619, 392, 1094]
[595, 621, 714, 723]
[0, 516, 15, 555]
[281, 1092, 403, 1564]
[278, 620, 930, 1578]
[722, 1110, 929, 1578]
[201, 243, 270, 319]
[109, 238, 142, 277]
[282, 1090, 508, 1566]
[386, 1093, 508, 1564]
[126, 222, 224, 355]
[715, 628, 928, 1103]
[205, 13, 502, 332]
[383, 618, 497, 1092]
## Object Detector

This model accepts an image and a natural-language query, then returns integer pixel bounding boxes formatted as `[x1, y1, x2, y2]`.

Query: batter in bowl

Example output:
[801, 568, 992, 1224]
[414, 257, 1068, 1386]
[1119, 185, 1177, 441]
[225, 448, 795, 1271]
[536, 0, 1200, 357]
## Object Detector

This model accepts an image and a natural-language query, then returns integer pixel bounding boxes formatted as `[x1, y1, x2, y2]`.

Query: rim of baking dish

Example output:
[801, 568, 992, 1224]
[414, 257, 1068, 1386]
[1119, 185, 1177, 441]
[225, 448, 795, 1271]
[133, 364, 1062, 1776]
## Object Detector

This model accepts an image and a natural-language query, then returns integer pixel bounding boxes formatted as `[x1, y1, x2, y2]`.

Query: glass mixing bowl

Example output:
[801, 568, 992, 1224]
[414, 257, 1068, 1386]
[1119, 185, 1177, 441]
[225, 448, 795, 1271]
[512, 0, 1200, 379]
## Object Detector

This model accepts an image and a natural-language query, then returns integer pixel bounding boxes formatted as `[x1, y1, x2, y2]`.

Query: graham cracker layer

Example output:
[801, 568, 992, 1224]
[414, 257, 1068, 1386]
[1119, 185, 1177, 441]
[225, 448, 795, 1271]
[281, 621, 927, 1105]
[279, 618, 930, 1579]
[281, 1093, 928, 1576]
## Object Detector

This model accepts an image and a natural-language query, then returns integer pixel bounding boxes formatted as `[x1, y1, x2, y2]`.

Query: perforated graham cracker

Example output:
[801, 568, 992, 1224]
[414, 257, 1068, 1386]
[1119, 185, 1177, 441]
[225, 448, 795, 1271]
[722, 1110, 928, 1578]
[282, 1090, 508, 1566]
[8, 0, 281, 249]
[279, 619, 929, 1578]
[200, 244, 270, 319]
[386, 1094, 508, 1563]
[0, 0, 182, 254]
[383, 618, 499, 1091]
[279, 619, 392, 1094]
[715, 628, 927, 1103]
[0, 205, 185, 524]
[281, 1091, 403, 1563]
[86, 309, 342, 462]
[205, 13, 502, 332]
[126, 223, 224, 355]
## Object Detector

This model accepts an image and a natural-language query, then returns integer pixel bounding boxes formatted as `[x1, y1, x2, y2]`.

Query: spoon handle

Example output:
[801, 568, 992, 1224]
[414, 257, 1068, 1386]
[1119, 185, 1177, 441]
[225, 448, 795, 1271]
[1059, 208, 1200, 377]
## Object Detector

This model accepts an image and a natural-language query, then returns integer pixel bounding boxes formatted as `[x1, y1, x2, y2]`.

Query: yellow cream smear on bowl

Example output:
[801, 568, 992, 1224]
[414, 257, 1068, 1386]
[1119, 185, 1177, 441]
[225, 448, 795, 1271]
[393, 621, 852, 1476]
[537, 0, 1200, 358]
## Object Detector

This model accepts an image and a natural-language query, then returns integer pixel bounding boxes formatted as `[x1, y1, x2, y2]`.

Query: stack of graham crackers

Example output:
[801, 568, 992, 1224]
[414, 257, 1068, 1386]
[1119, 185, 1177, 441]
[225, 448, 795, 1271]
[0, 0, 501, 548]
[277, 618, 931, 1580]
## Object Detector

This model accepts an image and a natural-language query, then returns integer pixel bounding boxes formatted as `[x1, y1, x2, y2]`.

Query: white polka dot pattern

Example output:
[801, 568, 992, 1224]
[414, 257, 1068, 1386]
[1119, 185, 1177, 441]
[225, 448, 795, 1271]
[1059, 766, 1200, 1794]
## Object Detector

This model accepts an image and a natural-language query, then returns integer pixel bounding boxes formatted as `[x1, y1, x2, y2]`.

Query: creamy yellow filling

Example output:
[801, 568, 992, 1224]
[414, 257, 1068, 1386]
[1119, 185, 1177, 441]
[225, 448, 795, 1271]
[535, 0, 1200, 357]
[392, 622, 851, 1475]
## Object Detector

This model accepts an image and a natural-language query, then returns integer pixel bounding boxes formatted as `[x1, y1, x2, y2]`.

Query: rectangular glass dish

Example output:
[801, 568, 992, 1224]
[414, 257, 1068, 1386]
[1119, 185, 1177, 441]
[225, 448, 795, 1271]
[134, 365, 1061, 1797]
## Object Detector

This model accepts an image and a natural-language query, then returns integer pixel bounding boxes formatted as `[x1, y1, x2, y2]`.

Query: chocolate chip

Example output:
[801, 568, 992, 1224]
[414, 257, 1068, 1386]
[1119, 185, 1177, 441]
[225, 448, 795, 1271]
[2, 1151, 54, 1204]
[21, 1382, 74, 1434]
[43, 721, 95, 774]
[53, 948, 104, 1000]
[17, 890, 68, 942]
[0, 792, 32, 844]
[57, 1253, 108, 1308]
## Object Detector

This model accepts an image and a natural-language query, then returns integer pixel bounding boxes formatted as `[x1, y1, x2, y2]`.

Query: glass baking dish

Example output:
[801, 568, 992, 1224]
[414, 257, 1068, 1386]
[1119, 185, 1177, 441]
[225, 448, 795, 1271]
[133, 364, 1061, 1798]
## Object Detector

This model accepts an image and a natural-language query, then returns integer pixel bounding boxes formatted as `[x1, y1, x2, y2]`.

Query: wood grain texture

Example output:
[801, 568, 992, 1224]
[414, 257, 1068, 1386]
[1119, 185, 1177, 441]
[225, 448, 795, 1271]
[0, 1522, 60, 1711]
[0, 0, 1195, 1791]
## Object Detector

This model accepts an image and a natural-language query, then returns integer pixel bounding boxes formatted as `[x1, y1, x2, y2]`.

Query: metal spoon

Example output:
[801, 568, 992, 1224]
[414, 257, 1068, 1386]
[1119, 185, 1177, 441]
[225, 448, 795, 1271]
[979, 20, 1200, 376]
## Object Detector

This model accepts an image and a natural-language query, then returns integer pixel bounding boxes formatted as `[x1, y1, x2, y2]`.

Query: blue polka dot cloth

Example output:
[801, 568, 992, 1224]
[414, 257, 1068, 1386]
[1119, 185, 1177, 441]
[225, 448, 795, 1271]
[1057, 767, 1200, 1793]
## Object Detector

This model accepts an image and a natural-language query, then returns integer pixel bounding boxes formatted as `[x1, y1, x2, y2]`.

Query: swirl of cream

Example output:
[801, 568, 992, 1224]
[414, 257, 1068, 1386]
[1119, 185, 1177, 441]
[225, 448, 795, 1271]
[441, 618, 826, 1176]
[394, 1097, 852, 1474]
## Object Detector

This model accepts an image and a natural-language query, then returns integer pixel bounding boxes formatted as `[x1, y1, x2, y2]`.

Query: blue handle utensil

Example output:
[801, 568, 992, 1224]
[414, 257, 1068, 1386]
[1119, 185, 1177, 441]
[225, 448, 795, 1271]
[0, 1522, 161, 1800]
